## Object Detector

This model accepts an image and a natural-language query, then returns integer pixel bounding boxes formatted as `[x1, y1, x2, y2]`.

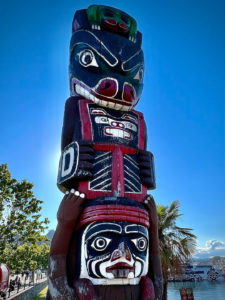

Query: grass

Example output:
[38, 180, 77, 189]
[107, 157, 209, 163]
[32, 286, 48, 300]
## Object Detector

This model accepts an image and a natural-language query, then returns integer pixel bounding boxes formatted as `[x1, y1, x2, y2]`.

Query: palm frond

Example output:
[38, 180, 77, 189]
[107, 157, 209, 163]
[157, 200, 197, 279]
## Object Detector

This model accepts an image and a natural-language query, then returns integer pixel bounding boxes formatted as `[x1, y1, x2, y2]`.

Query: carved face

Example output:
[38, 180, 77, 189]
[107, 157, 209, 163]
[69, 29, 144, 111]
[79, 221, 149, 285]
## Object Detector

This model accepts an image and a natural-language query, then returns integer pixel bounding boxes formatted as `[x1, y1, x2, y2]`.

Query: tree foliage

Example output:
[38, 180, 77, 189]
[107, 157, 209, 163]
[157, 200, 196, 279]
[1, 243, 50, 272]
[0, 164, 49, 257]
[157, 200, 196, 300]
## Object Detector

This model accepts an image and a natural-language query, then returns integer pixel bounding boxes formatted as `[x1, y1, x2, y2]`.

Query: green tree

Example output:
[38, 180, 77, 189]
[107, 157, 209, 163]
[2, 243, 50, 277]
[0, 164, 49, 256]
[157, 200, 196, 300]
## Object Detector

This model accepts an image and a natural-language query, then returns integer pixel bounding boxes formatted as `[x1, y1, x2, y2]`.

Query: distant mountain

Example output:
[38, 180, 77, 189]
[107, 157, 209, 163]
[47, 230, 55, 241]
[191, 256, 225, 271]
[192, 257, 211, 262]
[41, 230, 55, 246]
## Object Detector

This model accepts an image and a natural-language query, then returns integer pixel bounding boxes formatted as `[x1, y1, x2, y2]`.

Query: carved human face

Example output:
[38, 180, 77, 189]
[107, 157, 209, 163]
[79, 222, 149, 285]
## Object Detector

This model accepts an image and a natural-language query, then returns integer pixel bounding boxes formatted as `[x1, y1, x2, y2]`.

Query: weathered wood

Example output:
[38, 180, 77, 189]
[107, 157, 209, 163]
[95, 285, 141, 300]
[48, 4, 163, 300]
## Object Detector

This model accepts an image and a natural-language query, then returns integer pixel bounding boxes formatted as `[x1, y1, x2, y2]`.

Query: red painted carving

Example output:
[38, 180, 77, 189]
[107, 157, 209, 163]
[48, 4, 163, 300]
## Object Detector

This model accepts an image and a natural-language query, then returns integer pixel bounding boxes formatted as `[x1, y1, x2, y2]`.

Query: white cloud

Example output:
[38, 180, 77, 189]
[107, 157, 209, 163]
[194, 240, 225, 259]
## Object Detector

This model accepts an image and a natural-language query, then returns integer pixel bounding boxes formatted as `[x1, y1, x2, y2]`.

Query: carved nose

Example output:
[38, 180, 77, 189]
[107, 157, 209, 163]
[123, 84, 136, 103]
[95, 79, 117, 97]
[111, 242, 132, 262]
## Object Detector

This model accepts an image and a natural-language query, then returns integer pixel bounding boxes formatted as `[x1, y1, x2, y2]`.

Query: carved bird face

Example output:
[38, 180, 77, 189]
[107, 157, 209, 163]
[78, 221, 149, 285]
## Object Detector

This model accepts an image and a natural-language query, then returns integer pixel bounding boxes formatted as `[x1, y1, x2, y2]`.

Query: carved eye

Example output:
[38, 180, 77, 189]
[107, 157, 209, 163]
[78, 50, 99, 67]
[121, 15, 129, 24]
[133, 67, 144, 81]
[131, 237, 147, 251]
[104, 10, 114, 17]
[91, 237, 111, 251]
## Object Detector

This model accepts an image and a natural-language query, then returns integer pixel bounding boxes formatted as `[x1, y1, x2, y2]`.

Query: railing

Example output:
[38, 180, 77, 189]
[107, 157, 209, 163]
[1, 273, 47, 299]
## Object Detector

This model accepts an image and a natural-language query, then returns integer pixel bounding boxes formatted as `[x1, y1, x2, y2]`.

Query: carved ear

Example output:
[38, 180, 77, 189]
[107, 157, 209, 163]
[71, 9, 89, 33]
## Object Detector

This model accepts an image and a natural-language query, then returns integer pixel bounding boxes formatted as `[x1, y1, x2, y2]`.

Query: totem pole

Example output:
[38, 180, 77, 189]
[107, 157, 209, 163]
[48, 5, 163, 300]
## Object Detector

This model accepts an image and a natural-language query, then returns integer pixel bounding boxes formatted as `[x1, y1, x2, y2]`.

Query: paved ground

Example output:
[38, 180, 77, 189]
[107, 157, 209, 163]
[1, 274, 47, 300]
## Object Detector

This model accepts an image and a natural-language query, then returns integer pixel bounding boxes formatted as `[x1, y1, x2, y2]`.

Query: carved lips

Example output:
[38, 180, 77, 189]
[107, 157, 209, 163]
[106, 262, 134, 278]
[72, 77, 136, 111]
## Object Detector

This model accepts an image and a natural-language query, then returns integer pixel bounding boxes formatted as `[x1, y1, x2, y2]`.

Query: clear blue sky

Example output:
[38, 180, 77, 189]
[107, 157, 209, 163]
[0, 0, 224, 257]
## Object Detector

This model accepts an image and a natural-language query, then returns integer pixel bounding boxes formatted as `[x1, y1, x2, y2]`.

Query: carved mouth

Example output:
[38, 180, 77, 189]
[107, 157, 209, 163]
[72, 79, 132, 111]
[104, 127, 132, 140]
[106, 262, 134, 278]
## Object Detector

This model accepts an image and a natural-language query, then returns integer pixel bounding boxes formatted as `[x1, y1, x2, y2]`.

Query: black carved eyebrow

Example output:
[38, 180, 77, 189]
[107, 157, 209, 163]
[122, 50, 144, 71]
[70, 30, 118, 67]
[85, 222, 122, 240]
[125, 224, 148, 238]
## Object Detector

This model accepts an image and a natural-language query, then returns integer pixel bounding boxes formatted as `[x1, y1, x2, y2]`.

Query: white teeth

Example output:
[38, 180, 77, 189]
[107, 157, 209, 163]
[94, 97, 99, 104]
[122, 105, 130, 111]
[76, 84, 100, 104]
[81, 87, 85, 94]
[70, 189, 75, 193]
[76, 85, 85, 97]
[80, 193, 85, 198]
[114, 103, 123, 110]
[128, 272, 134, 279]
[89, 94, 95, 101]
[108, 102, 115, 109]
[75, 84, 131, 111]
[100, 100, 108, 107]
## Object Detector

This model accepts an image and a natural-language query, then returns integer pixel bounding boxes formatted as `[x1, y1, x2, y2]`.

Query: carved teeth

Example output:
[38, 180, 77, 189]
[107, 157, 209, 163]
[111, 269, 130, 278]
[85, 90, 90, 99]
[114, 103, 123, 110]
[101, 100, 108, 107]
[75, 84, 98, 104]
[122, 105, 130, 111]
[108, 102, 116, 109]
[89, 94, 95, 101]
[128, 272, 134, 279]
[75, 84, 131, 111]
[94, 97, 99, 104]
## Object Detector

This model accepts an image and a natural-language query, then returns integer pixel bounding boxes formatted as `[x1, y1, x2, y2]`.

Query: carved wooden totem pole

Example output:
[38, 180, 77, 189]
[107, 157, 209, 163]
[48, 5, 163, 300]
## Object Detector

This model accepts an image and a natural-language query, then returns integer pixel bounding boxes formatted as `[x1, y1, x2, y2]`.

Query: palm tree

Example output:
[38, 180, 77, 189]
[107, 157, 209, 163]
[157, 200, 196, 300]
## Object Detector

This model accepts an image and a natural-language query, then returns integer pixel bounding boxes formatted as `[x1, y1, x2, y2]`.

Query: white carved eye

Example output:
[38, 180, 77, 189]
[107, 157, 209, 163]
[133, 67, 144, 81]
[91, 237, 111, 251]
[131, 237, 147, 251]
[78, 49, 99, 67]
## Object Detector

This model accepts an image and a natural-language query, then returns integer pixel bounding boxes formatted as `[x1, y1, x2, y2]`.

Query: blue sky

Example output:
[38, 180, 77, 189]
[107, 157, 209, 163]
[0, 0, 224, 258]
